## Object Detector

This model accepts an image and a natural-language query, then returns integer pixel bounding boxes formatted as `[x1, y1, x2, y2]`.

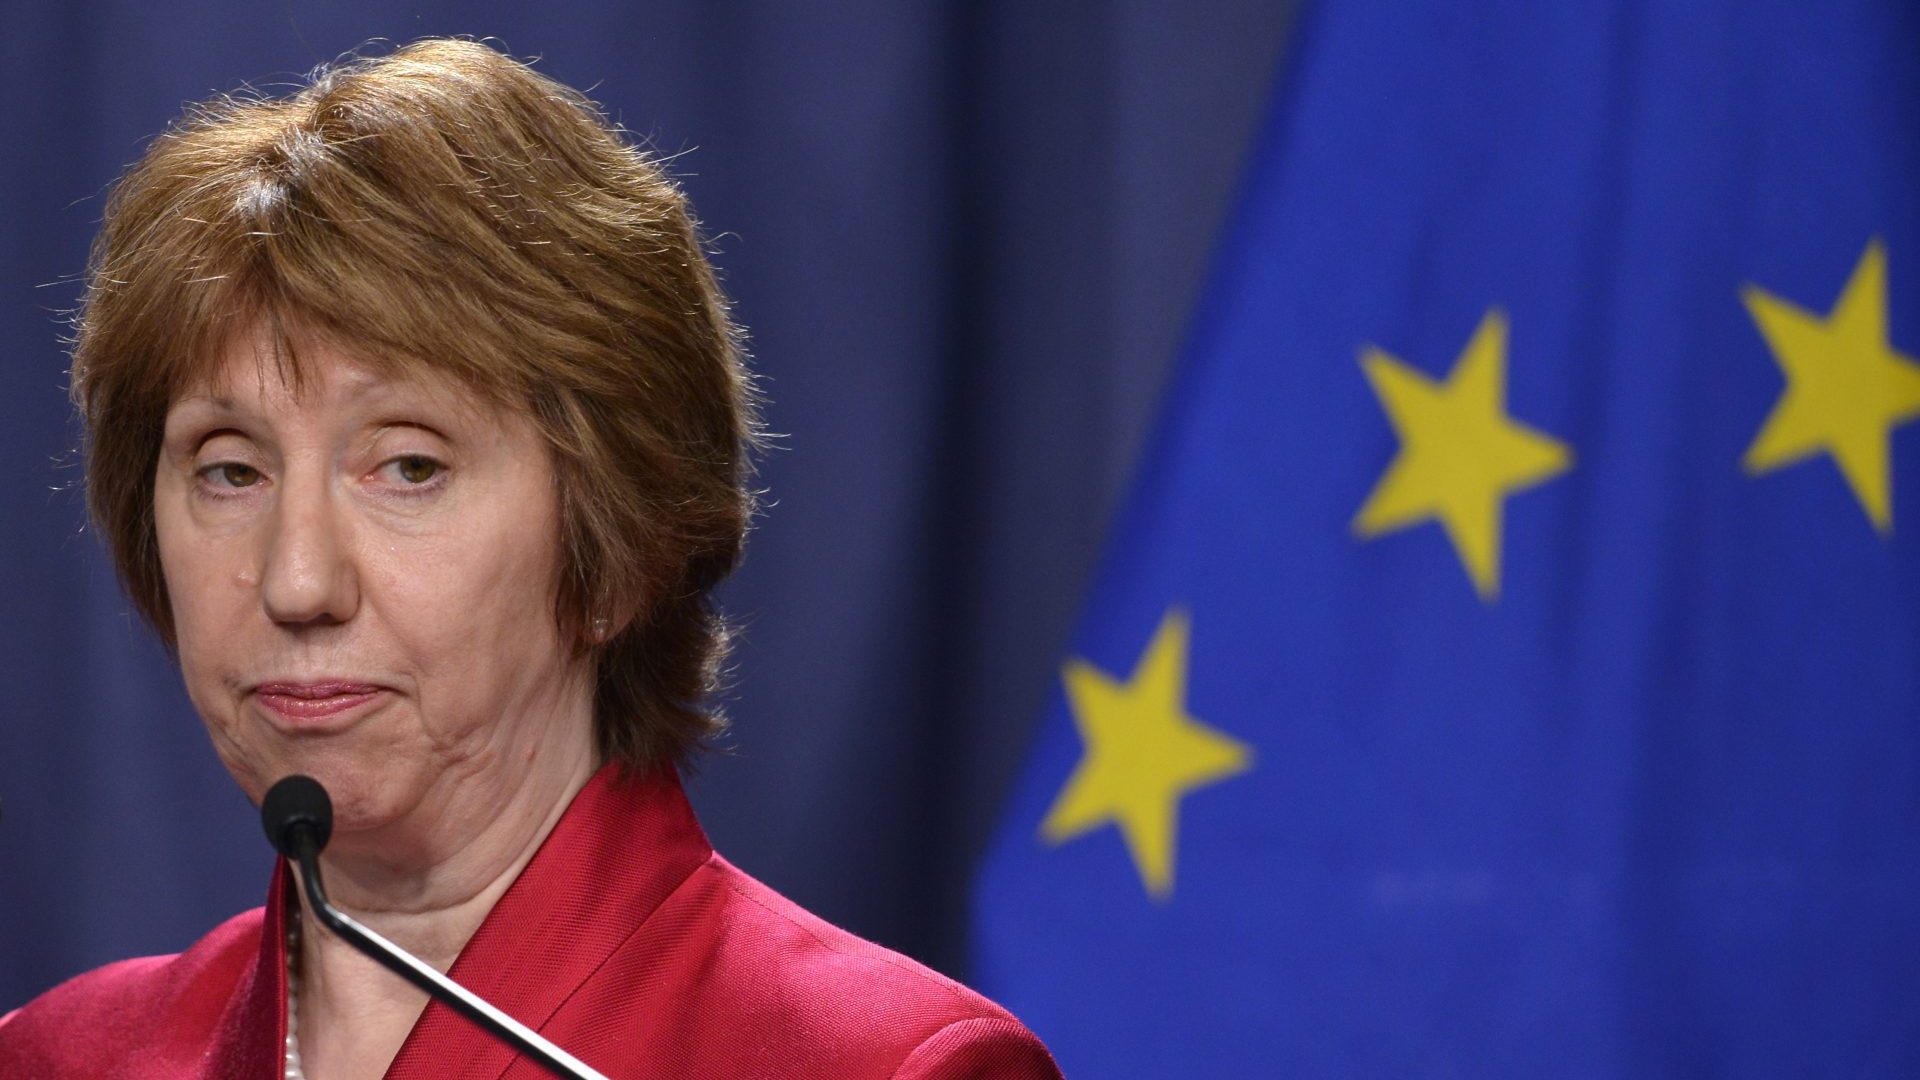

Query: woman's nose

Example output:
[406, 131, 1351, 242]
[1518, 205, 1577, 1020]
[258, 470, 360, 627]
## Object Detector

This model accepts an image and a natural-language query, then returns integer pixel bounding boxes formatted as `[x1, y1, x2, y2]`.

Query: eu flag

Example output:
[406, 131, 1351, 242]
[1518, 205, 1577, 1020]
[972, 2, 1920, 1075]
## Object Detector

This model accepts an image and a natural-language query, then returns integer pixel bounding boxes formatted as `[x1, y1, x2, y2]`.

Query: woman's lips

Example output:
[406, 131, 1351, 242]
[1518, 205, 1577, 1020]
[253, 682, 388, 725]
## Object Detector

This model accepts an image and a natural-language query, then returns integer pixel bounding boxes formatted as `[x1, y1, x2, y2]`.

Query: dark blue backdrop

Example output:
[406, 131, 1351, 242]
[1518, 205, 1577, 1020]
[0, 2, 1292, 1009]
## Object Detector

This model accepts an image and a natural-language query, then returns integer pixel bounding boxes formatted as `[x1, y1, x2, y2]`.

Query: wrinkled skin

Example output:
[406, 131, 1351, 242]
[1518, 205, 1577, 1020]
[152, 324, 597, 872]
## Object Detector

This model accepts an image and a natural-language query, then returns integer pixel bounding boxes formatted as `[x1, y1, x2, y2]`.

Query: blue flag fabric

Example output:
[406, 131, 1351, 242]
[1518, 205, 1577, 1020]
[972, 2, 1920, 1076]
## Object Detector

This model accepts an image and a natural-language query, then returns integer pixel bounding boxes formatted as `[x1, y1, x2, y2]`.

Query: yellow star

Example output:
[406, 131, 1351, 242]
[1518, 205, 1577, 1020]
[1742, 239, 1920, 532]
[1353, 308, 1572, 601]
[1040, 608, 1251, 900]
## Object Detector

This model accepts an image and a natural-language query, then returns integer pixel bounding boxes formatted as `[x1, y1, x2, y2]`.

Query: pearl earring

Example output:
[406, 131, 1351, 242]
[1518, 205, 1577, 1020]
[590, 616, 611, 642]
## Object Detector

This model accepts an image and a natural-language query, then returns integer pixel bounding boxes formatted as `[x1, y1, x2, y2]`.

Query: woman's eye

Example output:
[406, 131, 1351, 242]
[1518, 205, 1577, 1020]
[385, 455, 444, 486]
[208, 462, 261, 488]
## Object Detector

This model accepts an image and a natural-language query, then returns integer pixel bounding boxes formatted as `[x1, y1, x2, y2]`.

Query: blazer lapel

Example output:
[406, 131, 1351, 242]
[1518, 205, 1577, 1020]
[382, 764, 713, 1080]
[202, 861, 291, 1078]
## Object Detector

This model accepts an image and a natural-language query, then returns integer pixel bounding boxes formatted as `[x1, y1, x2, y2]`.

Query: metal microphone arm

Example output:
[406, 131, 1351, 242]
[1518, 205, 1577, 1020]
[283, 825, 611, 1080]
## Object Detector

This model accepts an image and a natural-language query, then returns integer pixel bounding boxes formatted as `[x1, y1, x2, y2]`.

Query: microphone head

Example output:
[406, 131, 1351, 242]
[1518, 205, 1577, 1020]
[261, 775, 333, 858]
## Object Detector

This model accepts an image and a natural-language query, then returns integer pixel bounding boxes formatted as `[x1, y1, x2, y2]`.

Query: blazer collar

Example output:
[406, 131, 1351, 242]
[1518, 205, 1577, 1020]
[202, 853, 291, 1078]
[250, 762, 711, 1080]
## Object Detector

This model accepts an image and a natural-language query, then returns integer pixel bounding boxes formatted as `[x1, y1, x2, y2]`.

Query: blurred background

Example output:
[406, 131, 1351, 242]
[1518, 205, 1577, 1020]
[9, 3, 1920, 1077]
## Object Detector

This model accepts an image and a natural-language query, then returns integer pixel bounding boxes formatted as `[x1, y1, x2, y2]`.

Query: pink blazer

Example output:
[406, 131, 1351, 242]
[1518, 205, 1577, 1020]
[0, 764, 1060, 1078]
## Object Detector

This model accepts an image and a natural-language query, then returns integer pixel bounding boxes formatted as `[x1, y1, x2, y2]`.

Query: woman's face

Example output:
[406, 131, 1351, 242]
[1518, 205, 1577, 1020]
[153, 325, 594, 839]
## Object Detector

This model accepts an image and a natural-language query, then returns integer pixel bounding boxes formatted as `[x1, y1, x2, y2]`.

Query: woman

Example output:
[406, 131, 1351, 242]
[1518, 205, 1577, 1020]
[0, 39, 1059, 1079]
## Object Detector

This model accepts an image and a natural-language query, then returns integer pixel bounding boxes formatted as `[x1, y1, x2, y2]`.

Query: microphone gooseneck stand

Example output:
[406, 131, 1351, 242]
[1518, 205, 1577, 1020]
[261, 775, 611, 1080]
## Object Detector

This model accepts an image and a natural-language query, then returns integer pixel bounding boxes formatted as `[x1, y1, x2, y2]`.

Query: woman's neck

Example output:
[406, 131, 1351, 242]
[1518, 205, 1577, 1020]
[289, 735, 598, 1080]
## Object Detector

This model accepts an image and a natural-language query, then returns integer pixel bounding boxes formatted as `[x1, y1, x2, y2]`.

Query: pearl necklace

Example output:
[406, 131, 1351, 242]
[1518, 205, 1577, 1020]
[285, 911, 307, 1080]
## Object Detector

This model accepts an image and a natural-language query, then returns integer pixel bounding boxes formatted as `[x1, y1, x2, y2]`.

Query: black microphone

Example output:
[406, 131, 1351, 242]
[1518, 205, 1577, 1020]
[261, 776, 610, 1080]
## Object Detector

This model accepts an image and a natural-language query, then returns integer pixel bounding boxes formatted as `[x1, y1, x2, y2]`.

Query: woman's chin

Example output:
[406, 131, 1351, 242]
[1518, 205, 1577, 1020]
[231, 750, 427, 838]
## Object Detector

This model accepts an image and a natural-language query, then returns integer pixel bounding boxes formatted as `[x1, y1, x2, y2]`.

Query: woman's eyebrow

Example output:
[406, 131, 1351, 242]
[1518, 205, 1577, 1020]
[160, 397, 245, 439]
[168, 393, 238, 411]
[365, 418, 456, 444]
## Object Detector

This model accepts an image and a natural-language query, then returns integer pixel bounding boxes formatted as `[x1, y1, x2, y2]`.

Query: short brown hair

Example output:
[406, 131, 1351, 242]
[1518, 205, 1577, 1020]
[70, 38, 759, 769]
